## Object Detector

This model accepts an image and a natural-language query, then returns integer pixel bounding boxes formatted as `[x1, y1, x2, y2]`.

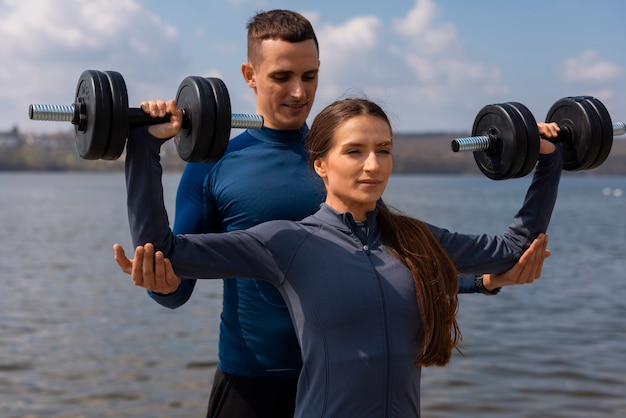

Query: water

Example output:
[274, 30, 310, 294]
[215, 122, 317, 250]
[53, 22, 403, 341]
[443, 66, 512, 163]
[1, 172, 624, 417]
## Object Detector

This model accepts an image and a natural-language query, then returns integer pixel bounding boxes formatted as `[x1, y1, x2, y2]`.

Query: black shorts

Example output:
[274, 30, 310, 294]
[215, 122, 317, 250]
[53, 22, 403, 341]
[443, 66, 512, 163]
[207, 368, 298, 418]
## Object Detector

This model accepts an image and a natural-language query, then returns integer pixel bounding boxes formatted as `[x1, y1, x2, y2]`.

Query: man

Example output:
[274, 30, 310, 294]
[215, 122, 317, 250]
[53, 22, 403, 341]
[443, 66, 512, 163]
[125, 9, 553, 418]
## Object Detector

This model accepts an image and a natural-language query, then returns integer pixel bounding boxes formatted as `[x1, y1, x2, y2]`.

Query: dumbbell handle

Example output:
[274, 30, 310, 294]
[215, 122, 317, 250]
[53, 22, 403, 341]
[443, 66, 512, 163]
[451, 121, 626, 153]
[29, 103, 264, 130]
[451, 135, 493, 153]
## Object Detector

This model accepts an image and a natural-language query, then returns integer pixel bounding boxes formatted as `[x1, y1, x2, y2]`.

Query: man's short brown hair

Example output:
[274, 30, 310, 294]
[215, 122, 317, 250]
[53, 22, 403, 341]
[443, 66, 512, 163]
[246, 10, 319, 65]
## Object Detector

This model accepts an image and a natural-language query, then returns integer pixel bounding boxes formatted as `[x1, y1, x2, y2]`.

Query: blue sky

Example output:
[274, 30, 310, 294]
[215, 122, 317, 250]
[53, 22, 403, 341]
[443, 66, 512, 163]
[2, 0, 625, 135]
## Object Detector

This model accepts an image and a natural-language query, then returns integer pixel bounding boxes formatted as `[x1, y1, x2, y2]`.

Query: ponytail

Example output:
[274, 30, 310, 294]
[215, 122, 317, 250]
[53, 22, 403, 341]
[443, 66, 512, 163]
[377, 202, 461, 366]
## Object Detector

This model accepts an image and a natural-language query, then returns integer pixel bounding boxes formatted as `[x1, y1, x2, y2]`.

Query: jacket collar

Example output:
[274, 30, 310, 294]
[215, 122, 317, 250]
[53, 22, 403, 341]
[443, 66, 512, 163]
[310, 203, 379, 234]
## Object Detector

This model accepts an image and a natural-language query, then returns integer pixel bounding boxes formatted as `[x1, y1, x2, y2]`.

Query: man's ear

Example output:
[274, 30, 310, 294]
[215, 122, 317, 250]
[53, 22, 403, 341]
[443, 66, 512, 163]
[241, 62, 256, 88]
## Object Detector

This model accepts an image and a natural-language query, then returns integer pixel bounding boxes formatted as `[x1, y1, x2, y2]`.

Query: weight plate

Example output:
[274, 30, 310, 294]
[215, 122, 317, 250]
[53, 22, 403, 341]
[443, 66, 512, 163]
[174, 76, 215, 162]
[102, 71, 129, 160]
[472, 103, 526, 180]
[583, 97, 613, 169]
[545, 97, 601, 171]
[205, 78, 232, 162]
[507, 102, 540, 178]
[500, 103, 529, 179]
[74, 70, 112, 159]
[576, 99, 603, 170]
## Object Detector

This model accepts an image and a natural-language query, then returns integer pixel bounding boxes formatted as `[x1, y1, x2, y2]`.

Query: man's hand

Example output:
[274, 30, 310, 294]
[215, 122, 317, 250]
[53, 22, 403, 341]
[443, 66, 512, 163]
[113, 243, 181, 294]
[483, 234, 551, 290]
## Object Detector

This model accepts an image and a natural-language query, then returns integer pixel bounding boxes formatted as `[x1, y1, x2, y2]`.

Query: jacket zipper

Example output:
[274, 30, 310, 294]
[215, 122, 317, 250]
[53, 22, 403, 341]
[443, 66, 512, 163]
[352, 230, 392, 417]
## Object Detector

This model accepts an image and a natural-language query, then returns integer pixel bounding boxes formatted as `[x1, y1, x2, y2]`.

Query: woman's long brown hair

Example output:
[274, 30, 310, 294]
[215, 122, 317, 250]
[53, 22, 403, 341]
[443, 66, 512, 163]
[308, 98, 461, 366]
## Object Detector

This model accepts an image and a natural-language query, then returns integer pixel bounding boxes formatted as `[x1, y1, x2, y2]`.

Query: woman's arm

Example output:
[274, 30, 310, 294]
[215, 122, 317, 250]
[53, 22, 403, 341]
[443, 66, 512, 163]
[123, 124, 288, 286]
[430, 142, 562, 274]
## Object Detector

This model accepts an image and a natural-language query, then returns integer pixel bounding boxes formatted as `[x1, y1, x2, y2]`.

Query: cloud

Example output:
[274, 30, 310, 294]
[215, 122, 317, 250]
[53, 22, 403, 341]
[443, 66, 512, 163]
[316, 15, 385, 83]
[392, 0, 503, 89]
[561, 50, 622, 83]
[0, 0, 188, 132]
[311, 0, 507, 131]
[393, 0, 458, 55]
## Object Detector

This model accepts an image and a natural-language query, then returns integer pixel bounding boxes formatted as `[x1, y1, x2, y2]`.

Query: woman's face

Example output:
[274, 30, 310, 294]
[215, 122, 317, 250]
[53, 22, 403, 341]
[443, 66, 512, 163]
[314, 114, 393, 221]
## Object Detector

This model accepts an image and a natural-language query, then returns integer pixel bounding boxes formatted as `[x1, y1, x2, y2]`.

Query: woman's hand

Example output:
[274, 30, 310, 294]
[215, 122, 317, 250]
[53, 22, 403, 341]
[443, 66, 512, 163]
[113, 243, 181, 294]
[483, 234, 551, 290]
[139, 99, 184, 139]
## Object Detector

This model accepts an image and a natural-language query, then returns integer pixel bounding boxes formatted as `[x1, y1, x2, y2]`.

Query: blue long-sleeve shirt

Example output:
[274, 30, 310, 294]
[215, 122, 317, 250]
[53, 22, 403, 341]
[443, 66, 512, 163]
[124, 130, 561, 417]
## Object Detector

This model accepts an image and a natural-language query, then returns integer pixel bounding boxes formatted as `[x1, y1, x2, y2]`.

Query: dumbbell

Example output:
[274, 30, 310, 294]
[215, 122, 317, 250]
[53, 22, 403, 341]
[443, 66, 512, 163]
[544, 96, 625, 170]
[451, 97, 626, 179]
[451, 102, 541, 180]
[28, 70, 264, 162]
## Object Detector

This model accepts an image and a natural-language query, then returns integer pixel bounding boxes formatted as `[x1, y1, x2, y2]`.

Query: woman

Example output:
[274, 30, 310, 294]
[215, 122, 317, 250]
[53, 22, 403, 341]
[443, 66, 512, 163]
[115, 98, 561, 417]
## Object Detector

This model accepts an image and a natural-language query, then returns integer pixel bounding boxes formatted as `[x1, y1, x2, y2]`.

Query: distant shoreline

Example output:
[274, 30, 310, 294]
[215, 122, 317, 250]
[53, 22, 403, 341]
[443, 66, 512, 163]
[2, 130, 625, 175]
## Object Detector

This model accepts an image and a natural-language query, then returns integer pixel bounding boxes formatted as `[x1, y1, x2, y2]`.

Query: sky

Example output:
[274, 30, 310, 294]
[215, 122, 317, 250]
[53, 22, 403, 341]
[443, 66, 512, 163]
[2, 0, 625, 135]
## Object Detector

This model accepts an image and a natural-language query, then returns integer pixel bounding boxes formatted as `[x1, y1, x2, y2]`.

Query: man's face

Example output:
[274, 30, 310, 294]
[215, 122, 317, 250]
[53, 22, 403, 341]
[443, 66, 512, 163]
[243, 39, 319, 130]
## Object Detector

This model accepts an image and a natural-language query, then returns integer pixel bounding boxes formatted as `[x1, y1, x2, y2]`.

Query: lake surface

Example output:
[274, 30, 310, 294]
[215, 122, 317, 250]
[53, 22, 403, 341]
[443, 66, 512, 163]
[1, 172, 625, 417]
